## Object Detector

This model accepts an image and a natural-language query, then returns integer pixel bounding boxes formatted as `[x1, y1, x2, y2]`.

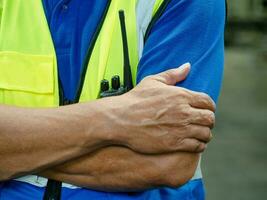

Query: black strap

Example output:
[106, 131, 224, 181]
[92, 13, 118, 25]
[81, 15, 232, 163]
[144, 0, 172, 43]
[43, 180, 62, 200]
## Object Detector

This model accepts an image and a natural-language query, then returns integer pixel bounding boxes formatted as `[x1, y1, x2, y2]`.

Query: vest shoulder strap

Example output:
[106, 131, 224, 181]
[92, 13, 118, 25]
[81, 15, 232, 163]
[152, 0, 164, 16]
[144, 0, 171, 42]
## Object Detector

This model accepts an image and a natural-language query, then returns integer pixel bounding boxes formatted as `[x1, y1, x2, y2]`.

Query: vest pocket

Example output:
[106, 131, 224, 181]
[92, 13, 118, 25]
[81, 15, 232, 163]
[0, 51, 56, 107]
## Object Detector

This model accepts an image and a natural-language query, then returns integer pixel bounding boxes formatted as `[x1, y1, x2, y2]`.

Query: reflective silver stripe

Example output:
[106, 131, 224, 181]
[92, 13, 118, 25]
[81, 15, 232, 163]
[136, 0, 156, 59]
[15, 176, 79, 189]
[192, 158, 203, 180]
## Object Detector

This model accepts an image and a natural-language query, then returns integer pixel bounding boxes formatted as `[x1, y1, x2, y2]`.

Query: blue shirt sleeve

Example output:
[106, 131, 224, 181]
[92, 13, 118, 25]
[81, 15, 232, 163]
[137, 0, 226, 102]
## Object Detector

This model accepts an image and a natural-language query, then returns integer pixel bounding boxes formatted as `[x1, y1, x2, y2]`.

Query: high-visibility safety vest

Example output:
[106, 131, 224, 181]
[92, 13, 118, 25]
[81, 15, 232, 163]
[0, 0, 167, 108]
[1, 0, 195, 189]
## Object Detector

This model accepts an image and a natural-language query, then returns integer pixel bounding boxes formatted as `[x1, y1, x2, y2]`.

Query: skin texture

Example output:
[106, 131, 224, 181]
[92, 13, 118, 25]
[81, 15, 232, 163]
[41, 148, 200, 192]
[0, 64, 215, 190]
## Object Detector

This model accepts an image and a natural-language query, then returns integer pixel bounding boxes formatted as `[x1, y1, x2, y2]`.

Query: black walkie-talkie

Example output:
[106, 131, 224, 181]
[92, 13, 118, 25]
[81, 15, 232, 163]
[100, 10, 133, 98]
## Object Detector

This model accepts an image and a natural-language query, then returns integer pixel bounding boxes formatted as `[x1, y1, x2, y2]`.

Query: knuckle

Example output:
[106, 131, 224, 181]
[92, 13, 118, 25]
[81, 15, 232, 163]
[180, 105, 191, 118]
[199, 93, 214, 105]
[199, 92, 210, 101]
[194, 141, 206, 153]
[164, 70, 173, 78]
[179, 89, 190, 99]
[205, 111, 215, 125]
[203, 128, 212, 142]
[201, 92, 209, 98]
[195, 95, 205, 105]
[210, 112, 216, 125]
[204, 94, 216, 108]
[193, 141, 204, 153]
[194, 141, 201, 152]
[165, 70, 178, 83]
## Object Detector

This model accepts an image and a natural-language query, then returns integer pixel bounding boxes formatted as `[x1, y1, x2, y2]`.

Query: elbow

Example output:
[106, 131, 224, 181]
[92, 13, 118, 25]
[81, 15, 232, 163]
[161, 153, 200, 188]
[164, 168, 195, 188]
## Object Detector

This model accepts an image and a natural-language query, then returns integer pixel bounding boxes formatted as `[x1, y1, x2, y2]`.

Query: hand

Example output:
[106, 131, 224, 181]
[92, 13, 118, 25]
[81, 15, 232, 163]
[105, 63, 215, 154]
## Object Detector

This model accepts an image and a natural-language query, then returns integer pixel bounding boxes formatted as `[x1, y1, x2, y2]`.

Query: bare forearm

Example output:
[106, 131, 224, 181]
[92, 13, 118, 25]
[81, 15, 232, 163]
[0, 66, 215, 182]
[0, 102, 112, 180]
[40, 147, 199, 192]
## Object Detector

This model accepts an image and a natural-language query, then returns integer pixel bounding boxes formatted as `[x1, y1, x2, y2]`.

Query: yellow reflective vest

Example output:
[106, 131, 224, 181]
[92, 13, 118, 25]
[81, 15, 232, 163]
[0, 0, 166, 108]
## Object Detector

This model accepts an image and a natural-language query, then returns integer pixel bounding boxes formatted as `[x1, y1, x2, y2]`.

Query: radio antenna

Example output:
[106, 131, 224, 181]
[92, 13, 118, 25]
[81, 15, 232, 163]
[119, 10, 133, 91]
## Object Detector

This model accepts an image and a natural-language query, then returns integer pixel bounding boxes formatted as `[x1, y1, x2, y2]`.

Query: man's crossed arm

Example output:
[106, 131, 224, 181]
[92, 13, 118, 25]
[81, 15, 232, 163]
[41, 147, 200, 192]
[0, 64, 215, 191]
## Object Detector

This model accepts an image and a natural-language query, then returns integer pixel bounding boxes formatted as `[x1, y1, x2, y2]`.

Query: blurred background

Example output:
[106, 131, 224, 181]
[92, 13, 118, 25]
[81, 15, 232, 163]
[202, 0, 267, 199]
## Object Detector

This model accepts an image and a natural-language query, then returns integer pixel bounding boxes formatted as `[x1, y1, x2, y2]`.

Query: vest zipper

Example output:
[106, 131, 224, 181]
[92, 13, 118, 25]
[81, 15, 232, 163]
[43, 1, 112, 200]
[74, 0, 112, 103]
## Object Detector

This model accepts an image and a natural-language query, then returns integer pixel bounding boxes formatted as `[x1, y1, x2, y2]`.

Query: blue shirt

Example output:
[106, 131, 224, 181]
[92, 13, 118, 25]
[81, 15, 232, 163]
[0, 0, 225, 199]
[42, 0, 108, 100]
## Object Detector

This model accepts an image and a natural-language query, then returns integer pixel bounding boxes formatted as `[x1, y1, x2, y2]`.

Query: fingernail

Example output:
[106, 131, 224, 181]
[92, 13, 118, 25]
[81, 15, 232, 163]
[179, 62, 191, 71]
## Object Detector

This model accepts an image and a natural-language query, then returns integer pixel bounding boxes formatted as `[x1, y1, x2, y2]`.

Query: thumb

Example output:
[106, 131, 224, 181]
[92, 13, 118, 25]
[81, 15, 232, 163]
[154, 63, 191, 85]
